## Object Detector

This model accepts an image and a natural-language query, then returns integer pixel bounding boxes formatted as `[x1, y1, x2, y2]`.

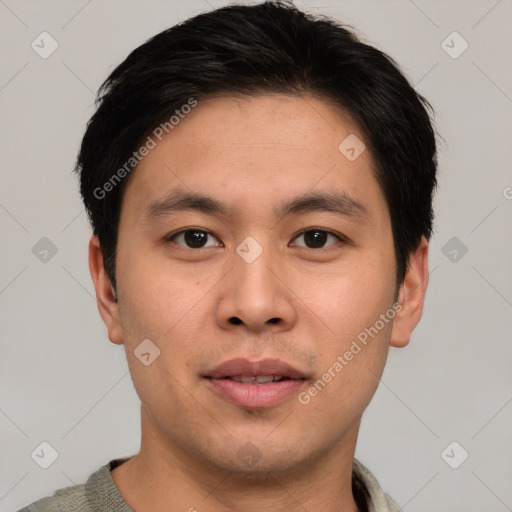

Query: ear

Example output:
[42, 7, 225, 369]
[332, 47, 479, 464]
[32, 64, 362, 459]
[390, 235, 429, 348]
[88, 235, 124, 345]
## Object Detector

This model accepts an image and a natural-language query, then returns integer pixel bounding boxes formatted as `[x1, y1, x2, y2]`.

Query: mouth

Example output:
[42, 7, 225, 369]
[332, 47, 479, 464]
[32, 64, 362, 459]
[204, 358, 308, 408]
[223, 375, 293, 384]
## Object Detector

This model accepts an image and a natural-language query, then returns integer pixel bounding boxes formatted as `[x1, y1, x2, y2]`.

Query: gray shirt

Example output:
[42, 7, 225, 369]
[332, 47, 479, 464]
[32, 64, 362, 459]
[18, 457, 400, 512]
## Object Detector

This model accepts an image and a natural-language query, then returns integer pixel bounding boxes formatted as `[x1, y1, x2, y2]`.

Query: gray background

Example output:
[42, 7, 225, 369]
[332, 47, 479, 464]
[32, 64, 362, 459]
[1, 0, 511, 511]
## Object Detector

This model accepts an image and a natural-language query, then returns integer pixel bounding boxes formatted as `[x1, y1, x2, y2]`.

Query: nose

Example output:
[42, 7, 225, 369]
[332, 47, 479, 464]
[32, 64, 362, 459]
[215, 241, 298, 334]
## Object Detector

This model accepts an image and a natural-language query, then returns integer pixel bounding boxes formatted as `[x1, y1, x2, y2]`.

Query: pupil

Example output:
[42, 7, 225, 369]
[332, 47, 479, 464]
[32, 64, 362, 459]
[185, 231, 206, 248]
[304, 230, 327, 248]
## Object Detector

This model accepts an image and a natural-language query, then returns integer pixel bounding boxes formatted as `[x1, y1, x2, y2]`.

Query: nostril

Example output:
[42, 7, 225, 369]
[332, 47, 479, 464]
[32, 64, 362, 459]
[228, 317, 281, 325]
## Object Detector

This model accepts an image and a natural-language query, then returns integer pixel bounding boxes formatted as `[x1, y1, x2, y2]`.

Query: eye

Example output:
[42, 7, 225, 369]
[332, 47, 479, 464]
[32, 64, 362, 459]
[167, 229, 222, 249]
[291, 229, 343, 249]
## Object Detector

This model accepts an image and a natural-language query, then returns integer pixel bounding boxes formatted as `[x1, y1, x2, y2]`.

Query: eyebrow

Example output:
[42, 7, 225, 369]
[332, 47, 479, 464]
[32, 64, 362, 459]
[143, 187, 369, 224]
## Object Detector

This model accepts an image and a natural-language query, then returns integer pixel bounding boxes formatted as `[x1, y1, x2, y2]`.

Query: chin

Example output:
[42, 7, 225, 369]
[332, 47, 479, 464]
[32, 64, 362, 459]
[202, 437, 308, 477]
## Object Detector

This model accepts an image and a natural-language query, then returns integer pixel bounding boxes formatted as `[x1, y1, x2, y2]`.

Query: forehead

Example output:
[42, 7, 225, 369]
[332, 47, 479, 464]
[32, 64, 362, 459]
[120, 94, 387, 224]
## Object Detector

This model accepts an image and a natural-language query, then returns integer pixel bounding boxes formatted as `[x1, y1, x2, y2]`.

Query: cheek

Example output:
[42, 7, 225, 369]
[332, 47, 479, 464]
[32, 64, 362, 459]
[297, 297, 392, 431]
[117, 253, 217, 386]
[116, 245, 205, 338]
[290, 255, 395, 338]
[293, 253, 394, 406]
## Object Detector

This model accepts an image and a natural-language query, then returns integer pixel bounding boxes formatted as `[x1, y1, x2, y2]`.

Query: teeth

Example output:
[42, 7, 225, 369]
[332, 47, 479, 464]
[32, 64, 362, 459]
[229, 375, 283, 384]
[255, 375, 275, 384]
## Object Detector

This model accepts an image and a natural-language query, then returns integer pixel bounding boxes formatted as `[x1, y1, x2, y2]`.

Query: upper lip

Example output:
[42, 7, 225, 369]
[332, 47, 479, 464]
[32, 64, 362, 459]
[205, 358, 307, 380]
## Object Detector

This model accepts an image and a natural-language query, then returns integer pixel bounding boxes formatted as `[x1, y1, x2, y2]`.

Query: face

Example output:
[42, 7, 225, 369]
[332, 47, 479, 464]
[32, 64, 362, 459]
[91, 94, 426, 476]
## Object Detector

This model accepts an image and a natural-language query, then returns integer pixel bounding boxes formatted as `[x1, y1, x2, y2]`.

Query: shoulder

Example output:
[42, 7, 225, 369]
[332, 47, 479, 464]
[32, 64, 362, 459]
[16, 458, 133, 512]
[16, 482, 89, 512]
[353, 458, 401, 512]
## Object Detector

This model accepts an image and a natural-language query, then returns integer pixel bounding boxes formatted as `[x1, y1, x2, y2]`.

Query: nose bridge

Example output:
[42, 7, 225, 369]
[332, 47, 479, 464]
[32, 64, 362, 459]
[215, 234, 297, 332]
[232, 235, 281, 304]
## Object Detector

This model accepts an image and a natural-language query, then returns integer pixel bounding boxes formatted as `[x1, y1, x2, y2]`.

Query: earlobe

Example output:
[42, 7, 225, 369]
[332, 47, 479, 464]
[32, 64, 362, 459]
[390, 236, 429, 348]
[88, 236, 124, 345]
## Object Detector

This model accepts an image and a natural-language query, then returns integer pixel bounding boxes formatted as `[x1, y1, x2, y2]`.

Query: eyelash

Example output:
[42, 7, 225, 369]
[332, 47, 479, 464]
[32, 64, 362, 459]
[165, 227, 348, 250]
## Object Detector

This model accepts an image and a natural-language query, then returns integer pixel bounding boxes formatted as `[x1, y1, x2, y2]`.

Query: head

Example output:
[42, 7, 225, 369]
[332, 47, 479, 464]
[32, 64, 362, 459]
[82, 1, 437, 478]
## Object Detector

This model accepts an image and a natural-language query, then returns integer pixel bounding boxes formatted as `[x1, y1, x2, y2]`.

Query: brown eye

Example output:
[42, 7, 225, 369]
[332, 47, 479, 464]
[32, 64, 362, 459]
[292, 229, 341, 249]
[169, 230, 221, 249]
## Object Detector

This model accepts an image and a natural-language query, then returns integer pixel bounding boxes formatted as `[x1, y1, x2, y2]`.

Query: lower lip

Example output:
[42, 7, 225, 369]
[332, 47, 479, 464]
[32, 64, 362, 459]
[207, 378, 305, 408]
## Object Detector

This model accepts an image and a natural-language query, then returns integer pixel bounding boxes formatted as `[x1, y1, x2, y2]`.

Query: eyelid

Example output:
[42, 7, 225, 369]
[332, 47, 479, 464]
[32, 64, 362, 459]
[165, 228, 223, 247]
[289, 227, 348, 248]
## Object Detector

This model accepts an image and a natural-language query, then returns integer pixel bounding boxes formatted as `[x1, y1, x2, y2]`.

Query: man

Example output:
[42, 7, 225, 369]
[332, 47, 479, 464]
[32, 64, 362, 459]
[20, 1, 438, 510]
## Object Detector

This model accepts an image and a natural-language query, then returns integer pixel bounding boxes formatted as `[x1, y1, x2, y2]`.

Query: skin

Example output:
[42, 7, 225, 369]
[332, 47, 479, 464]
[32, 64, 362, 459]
[89, 94, 429, 512]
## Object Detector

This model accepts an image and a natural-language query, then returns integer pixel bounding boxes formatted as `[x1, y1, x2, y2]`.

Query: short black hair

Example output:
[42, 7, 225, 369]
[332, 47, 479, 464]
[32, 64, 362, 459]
[76, 0, 438, 293]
